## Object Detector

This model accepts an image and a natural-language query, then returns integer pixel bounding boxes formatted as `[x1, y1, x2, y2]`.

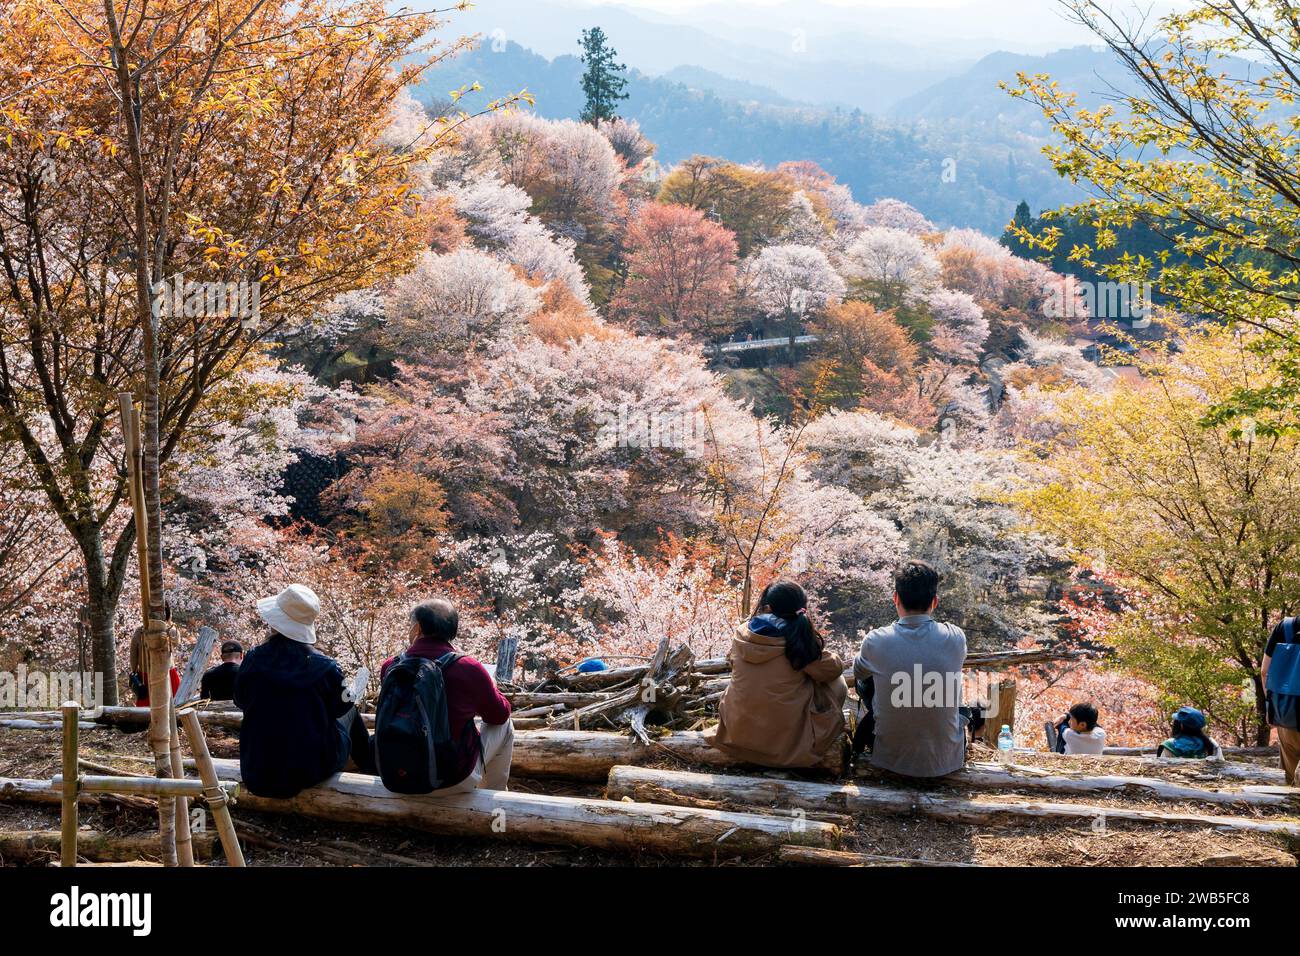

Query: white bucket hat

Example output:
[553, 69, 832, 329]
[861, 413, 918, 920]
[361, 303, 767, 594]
[256, 584, 320, 644]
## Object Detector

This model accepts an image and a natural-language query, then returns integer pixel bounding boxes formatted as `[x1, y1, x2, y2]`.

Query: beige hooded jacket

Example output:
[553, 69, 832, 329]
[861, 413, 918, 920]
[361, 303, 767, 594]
[706, 621, 847, 768]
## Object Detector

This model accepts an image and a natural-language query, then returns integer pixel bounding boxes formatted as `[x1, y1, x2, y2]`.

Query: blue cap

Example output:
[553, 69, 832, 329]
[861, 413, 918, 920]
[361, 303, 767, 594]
[576, 658, 608, 673]
[1173, 706, 1206, 730]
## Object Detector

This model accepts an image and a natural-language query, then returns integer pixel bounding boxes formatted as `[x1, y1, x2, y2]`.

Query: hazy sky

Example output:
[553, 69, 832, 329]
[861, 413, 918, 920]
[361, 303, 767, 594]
[581, 0, 978, 7]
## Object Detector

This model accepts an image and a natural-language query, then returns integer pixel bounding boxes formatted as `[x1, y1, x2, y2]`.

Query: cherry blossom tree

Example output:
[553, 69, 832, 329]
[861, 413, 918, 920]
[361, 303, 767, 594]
[741, 244, 846, 360]
[611, 202, 739, 341]
[926, 288, 991, 363]
[384, 248, 542, 354]
[597, 117, 656, 169]
[860, 198, 936, 235]
[842, 227, 941, 309]
[574, 535, 739, 660]
[803, 408, 1060, 646]
[447, 174, 590, 303]
[457, 111, 624, 240]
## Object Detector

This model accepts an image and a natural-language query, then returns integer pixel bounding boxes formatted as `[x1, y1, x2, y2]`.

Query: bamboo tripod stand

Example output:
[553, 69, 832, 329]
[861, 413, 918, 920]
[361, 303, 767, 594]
[56, 393, 247, 866]
[56, 700, 246, 866]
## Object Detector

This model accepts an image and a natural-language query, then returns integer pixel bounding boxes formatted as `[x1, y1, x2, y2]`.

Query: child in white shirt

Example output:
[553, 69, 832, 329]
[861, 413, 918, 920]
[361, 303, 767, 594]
[1061, 702, 1106, 755]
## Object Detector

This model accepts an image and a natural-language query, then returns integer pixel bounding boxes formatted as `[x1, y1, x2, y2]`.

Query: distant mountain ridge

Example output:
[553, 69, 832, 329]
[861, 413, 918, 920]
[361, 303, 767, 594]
[415, 40, 1091, 233]
[892, 46, 1132, 128]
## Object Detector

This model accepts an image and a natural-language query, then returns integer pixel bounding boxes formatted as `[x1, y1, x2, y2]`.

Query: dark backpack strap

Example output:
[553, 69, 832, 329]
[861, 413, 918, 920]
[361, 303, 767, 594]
[1285, 617, 1296, 645]
[433, 652, 480, 769]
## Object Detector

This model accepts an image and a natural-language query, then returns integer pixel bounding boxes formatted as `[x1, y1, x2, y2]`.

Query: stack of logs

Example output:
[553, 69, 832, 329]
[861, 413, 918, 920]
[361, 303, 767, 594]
[500, 642, 1087, 739]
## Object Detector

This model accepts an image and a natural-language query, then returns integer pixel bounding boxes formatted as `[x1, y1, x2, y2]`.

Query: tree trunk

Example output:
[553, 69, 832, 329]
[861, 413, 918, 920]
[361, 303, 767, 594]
[81, 538, 121, 707]
[1254, 675, 1272, 746]
[203, 759, 839, 858]
[981, 678, 1017, 748]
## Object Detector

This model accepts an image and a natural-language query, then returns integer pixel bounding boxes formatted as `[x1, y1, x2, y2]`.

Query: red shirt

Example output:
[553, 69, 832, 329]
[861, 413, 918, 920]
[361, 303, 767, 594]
[135, 667, 180, 707]
[380, 638, 512, 784]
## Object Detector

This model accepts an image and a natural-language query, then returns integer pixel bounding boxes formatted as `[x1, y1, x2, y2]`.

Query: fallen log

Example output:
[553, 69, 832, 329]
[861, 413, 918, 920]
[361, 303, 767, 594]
[564, 647, 1089, 693]
[604, 766, 1300, 847]
[93, 705, 242, 731]
[0, 719, 101, 732]
[0, 829, 217, 864]
[1104, 745, 1279, 758]
[778, 845, 980, 867]
[0, 777, 151, 811]
[1202, 761, 1289, 785]
[507, 692, 608, 708]
[204, 758, 838, 857]
[512, 729, 840, 780]
[932, 761, 1300, 809]
[1021, 754, 1289, 786]
[151, 722, 839, 780]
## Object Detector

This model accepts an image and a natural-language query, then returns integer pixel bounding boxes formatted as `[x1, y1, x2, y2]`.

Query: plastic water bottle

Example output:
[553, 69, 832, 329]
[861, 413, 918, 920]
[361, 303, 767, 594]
[997, 725, 1014, 764]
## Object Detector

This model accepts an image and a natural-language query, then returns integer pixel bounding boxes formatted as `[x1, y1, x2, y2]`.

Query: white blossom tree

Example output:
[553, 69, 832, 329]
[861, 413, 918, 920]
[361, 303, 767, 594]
[385, 248, 542, 354]
[742, 243, 846, 360]
[842, 226, 940, 308]
[927, 288, 991, 363]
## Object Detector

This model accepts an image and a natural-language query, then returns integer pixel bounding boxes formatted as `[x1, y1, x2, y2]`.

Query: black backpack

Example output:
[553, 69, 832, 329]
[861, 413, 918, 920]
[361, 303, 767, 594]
[374, 652, 468, 794]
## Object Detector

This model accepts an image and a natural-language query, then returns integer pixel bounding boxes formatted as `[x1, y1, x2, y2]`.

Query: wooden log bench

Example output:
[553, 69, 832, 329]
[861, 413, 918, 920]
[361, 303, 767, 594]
[604, 765, 1300, 848]
[203, 758, 840, 858]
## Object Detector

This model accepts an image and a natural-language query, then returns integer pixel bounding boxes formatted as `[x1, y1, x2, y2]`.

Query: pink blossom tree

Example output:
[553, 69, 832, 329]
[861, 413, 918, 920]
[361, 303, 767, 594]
[611, 202, 739, 341]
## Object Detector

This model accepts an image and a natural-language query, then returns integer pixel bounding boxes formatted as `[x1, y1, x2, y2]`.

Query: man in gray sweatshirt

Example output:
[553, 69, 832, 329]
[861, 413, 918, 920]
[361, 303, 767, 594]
[853, 560, 968, 778]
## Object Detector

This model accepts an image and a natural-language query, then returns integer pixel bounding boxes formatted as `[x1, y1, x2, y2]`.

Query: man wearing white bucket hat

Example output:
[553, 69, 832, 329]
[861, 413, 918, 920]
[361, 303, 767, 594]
[233, 584, 374, 798]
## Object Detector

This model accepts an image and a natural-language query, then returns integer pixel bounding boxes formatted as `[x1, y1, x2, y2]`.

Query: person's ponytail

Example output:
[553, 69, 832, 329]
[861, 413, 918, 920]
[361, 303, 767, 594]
[754, 579, 823, 670]
[783, 611, 822, 671]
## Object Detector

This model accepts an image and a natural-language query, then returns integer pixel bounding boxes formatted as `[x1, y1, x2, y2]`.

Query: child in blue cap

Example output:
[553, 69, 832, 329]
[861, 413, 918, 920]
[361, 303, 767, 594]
[1156, 706, 1219, 759]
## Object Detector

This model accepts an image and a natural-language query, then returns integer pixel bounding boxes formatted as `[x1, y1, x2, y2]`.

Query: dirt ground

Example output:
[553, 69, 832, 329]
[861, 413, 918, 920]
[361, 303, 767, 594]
[1, 727, 1296, 867]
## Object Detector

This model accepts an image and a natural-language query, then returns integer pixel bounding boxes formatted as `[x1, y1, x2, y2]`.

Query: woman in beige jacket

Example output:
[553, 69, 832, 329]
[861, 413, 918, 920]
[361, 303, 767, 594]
[707, 580, 847, 768]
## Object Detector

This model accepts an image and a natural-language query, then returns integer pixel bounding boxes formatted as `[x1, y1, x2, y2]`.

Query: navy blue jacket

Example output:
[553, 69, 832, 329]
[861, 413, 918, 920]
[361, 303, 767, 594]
[234, 635, 352, 798]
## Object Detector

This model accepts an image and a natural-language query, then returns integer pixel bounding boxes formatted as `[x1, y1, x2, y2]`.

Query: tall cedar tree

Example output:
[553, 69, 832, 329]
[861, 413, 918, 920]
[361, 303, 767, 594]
[578, 27, 629, 124]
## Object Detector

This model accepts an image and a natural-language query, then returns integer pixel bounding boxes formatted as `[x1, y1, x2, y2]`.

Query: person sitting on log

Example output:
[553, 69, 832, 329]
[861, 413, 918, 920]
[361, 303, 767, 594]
[200, 640, 244, 702]
[1156, 706, 1221, 760]
[1051, 701, 1106, 755]
[233, 584, 374, 798]
[853, 560, 968, 779]
[707, 580, 847, 769]
[375, 599, 514, 793]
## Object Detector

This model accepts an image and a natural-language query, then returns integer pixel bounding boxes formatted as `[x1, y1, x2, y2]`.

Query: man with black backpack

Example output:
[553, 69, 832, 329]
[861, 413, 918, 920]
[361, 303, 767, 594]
[1263, 616, 1300, 785]
[374, 599, 514, 794]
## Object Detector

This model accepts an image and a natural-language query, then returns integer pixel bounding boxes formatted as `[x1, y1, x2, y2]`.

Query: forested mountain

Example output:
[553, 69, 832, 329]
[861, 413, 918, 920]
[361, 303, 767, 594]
[891, 46, 1128, 127]
[416, 42, 1085, 233]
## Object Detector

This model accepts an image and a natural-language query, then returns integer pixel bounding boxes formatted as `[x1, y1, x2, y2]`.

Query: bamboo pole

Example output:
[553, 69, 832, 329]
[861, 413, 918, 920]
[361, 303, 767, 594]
[180, 709, 245, 867]
[169, 691, 194, 866]
[59, 701, 79, 866]
[53, 774, 222, 797]
[119, 394, 178, 866]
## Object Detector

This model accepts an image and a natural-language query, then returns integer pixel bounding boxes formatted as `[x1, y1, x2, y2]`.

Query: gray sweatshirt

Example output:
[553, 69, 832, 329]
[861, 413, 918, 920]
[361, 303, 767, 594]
[853, 614, 968, 778]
